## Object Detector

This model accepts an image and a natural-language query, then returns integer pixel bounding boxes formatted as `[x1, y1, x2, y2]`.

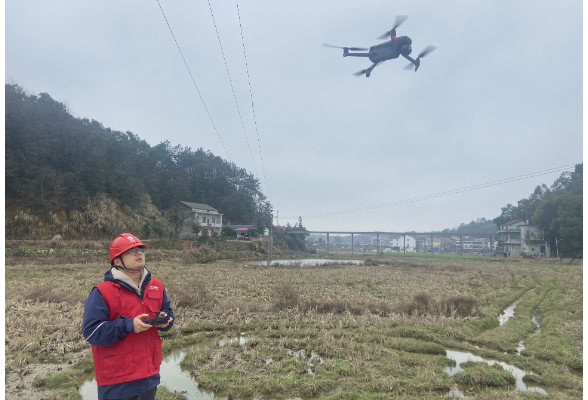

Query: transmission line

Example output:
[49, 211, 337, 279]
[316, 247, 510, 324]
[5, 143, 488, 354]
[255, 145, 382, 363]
[155, 0, 231, 161]
[295, 164, 578, 219]
[206, 0, 260, 180]
[235, 0, 270, 199]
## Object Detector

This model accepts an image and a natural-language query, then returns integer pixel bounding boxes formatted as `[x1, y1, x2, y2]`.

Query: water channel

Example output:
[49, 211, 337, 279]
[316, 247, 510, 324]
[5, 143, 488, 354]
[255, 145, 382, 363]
[244, 259, 364, 267]
[444, 350, 547, 396]
[78, 336, 552, 399]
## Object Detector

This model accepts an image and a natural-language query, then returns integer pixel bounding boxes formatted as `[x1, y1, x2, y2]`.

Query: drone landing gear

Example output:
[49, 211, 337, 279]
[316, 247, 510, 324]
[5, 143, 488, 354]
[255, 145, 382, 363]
[353, 62, 380, 78]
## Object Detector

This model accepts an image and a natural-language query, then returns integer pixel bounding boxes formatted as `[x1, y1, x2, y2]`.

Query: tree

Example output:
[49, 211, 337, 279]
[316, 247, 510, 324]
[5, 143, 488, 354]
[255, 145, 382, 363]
[167, 205, 191, 238]
[333, 235, 342, 248]
[494, 185, 550, 227]
[442, 218, 497, 234]
[221, 225, 237, 239]
[191, 221, 202, 236]
[142, 221, 152, 239]
[255, 217, 267, 236]
[531, 191, 582, 258]
[550, 164, 583, 195]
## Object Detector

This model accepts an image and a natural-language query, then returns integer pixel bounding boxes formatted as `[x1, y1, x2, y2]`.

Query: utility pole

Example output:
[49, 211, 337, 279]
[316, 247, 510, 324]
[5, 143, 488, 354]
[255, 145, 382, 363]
[267, 214, 273, 266]
[377, 233, 380, 254]
[555, 238, 561, 259]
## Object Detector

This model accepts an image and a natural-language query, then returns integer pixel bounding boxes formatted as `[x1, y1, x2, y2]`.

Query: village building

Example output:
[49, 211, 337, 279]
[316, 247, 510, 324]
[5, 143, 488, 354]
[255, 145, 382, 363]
[495, 220, 550, 257]
[176, 201, 223, 238]
[390, 235, 416, 252]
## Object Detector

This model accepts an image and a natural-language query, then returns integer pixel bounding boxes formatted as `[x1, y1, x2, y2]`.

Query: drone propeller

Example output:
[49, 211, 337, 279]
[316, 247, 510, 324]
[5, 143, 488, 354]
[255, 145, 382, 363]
[377, 15, 408, 40]
[416, 45, 437, 59]
[353, 61, 386, 76]
[403, 45, 438, 71]
[322, 43, 368, 51]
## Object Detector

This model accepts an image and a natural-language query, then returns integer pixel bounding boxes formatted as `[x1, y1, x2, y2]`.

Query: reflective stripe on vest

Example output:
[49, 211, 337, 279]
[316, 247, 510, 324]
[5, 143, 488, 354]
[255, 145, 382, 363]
[91, 278, 164, 386]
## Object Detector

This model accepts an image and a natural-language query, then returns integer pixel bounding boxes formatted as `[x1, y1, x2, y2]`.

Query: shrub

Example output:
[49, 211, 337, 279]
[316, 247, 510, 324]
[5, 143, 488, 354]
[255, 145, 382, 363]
[169, 277, 217, 309]
[441, 296, 477, 316]
[272, 282, 300, 309]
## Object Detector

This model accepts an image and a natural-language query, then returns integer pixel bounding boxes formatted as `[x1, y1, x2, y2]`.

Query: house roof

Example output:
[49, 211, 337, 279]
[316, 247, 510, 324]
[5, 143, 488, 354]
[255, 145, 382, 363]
[503, 220, 522, 226]
[180, 201, 218, 212]
[229, 225, 255, 229]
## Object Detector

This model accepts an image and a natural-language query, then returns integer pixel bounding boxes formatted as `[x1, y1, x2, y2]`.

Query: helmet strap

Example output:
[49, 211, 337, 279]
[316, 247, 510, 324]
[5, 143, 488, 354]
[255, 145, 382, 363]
[115, 257, 142, 274]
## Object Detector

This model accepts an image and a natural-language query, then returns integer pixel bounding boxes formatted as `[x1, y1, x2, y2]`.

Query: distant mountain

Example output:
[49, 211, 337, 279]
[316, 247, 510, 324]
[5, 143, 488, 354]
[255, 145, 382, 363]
[441, 218, 497, 234]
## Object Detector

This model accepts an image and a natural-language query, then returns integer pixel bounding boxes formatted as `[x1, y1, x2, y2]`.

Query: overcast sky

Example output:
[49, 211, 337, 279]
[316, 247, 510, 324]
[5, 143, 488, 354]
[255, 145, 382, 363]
[5, 0, 583, 231]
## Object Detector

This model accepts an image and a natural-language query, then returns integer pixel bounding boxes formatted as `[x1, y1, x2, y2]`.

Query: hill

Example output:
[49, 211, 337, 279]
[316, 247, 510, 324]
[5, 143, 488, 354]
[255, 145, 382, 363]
[5, 84, 272, 239]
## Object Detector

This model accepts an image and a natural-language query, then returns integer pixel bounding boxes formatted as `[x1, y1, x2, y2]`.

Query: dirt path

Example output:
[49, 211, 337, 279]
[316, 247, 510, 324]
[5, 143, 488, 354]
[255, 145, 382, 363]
[5, 348, 91, 400]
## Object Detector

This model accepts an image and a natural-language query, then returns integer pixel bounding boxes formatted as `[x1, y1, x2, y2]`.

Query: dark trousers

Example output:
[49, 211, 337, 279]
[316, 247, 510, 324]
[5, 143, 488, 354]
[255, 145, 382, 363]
[109, 386, 157, 400]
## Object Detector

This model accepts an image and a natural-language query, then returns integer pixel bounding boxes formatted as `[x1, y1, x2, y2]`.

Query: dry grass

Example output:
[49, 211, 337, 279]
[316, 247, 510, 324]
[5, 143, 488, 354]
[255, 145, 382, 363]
[4, 253, 583, 399]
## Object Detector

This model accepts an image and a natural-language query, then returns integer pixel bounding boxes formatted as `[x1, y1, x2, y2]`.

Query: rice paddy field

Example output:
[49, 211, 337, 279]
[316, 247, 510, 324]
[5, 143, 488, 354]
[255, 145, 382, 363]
[4, 254, 583, 399]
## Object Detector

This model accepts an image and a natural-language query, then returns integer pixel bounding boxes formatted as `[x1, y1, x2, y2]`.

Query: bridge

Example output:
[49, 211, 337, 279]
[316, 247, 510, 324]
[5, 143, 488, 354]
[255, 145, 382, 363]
[286, 230, 497, 256]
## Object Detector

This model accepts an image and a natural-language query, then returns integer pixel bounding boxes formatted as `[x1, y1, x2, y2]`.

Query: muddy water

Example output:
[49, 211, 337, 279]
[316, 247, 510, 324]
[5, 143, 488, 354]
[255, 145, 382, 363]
[244, 259, 363, 267]
[444, 350, 547, 395]
[79, 347, 215, 400]
[498, 298, 524, 326]
[79, 336, 305, 400]
[516, 291, 551, 355]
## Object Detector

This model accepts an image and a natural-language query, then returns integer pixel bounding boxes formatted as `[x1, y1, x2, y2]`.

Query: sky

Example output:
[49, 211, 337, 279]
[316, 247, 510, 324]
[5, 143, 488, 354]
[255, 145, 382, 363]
[5, 0, 583, 232]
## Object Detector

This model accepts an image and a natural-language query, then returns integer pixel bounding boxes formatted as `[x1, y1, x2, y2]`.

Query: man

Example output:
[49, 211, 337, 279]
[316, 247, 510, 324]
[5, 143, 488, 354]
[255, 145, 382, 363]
[83, 233, 174, 400]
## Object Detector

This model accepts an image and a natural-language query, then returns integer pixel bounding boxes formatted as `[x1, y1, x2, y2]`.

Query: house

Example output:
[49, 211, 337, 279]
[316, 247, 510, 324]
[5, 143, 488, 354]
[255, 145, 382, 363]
[495, 220, 550, 257]
[390, 235, 416, 252]
[176, 201, 223, 238]
[228, 224, 268, 240]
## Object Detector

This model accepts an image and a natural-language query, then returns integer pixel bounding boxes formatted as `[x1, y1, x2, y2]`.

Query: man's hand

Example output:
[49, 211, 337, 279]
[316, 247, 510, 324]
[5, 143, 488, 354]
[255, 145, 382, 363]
[133, 314, 151, 333]
[153, 312, 173, 329]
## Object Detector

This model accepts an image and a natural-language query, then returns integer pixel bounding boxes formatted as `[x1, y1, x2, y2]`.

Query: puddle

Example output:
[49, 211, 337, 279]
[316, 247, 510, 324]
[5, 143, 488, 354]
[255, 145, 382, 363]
[498, 298, 524, 326]
[499, 287, 539, 326]
[244, 259, 364, 267]
[80, 336, 251, 400]
[444, 350, 546, 395]
[517, 291, 552, 355]
[284, 349, 324, 374]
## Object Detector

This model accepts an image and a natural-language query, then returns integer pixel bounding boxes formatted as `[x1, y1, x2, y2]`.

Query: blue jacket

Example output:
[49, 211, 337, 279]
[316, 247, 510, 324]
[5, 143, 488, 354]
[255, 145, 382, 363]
[82, 267, 174, 400]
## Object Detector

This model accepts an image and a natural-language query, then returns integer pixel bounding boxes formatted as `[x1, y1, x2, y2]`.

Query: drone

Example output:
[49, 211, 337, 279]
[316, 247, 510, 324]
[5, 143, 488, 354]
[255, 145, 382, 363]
[323, 16, 437, 77]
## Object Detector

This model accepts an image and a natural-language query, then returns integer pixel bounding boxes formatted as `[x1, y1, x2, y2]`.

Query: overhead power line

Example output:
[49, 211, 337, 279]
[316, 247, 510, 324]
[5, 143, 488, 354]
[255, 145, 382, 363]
[206, 0, 260, 180]
[235, 0, 270, 199]
[287, 164, 578, 220]
[155, 0, 231, 162]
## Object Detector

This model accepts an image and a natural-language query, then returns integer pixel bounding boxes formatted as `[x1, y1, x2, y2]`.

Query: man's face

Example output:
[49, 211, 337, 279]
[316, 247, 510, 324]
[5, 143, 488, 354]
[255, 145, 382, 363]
[116, 246, 146, 270]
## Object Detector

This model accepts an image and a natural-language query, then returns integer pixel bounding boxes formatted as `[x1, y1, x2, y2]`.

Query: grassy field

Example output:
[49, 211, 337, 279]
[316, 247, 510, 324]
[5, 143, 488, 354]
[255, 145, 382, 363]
[5, 255, 582, 399]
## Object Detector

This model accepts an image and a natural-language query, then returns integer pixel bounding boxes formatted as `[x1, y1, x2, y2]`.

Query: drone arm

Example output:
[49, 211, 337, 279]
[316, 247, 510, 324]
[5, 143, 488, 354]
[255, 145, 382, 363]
[402, 54, 416, 63]
[344, 52, 371, 58]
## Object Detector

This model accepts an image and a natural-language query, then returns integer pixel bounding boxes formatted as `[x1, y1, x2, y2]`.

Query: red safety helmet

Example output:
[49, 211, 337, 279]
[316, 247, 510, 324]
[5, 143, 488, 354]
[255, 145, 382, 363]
[109, 233, 147, 266]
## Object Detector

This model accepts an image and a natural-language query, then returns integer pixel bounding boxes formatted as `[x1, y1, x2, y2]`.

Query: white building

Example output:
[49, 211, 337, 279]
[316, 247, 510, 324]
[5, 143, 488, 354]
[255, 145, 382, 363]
[495, 220, 550, 257]
[390, 235, 416, 252]
[177, 201, 223, 238]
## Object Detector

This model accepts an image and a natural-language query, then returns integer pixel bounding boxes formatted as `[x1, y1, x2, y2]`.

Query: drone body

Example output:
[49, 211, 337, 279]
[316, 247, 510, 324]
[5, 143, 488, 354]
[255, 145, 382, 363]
[323, 16, 437, 77]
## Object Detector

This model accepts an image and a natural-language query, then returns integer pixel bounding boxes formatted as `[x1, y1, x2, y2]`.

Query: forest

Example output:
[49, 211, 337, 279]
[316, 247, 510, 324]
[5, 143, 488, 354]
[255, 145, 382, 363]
[5, 84, 272, 239]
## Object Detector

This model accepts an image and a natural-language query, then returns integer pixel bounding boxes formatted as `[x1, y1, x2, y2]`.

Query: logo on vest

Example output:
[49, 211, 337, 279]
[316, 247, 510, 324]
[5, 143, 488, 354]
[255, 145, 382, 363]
[149, 285, 160, 290]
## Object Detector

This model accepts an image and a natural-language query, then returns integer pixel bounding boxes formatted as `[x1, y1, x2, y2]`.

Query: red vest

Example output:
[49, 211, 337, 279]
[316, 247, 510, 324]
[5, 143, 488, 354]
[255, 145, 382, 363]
[92, 278, 164, 386]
